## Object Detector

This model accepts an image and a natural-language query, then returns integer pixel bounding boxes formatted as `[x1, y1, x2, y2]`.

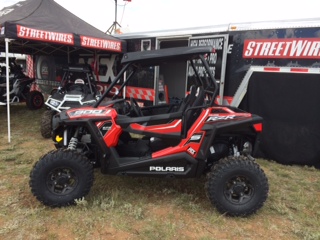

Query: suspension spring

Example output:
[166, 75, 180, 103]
[68, 137, 78, 150]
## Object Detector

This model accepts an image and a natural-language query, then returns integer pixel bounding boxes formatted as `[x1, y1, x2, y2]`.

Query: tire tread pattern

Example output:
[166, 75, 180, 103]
[29, 149, 94, 207]
[205, 155, 269, 217]
[40, 110, 55, 138]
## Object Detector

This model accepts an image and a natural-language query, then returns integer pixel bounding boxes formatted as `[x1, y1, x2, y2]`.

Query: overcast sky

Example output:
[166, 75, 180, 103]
[1, 0, 320, 33]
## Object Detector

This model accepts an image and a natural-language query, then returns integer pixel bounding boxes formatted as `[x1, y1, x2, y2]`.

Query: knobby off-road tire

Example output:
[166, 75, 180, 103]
[29, 149, 94, 207]
[205, 155, 269, 217]
[26, 90, 44, 110]
[41, 110, 55, 138]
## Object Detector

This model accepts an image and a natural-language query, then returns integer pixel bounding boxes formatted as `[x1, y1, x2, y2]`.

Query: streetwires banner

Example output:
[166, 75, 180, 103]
[80, 36, 122, 52]
[17, 25, 74, 45]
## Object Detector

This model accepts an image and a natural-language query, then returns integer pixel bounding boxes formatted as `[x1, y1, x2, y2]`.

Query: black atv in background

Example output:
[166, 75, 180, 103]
[40, 64, 101, 138]
[0, 57, 44, 109]
[30, 46, 269, 217]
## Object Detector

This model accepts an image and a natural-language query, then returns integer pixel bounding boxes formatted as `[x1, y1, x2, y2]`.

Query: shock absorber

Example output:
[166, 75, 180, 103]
[68, 128, 79, 150]
[68, 137, 78, 150]
[232, 144, 240, 157]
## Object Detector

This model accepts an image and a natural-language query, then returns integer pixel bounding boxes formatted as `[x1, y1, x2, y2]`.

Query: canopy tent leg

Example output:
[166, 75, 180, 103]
[5, 38, 11, 143]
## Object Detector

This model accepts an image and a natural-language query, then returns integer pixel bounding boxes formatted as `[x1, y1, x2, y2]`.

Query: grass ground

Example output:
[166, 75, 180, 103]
[0, 104, 319, 240]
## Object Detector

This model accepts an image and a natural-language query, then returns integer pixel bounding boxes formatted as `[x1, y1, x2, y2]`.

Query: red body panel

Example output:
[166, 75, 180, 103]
[129, 107, 255, 159]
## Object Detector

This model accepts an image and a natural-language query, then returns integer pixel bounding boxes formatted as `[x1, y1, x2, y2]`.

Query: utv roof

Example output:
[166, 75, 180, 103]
[121, 46, 215, 66]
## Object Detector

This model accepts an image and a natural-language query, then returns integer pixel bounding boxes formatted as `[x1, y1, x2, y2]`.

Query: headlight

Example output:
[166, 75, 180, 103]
[49, 99, 60, 107]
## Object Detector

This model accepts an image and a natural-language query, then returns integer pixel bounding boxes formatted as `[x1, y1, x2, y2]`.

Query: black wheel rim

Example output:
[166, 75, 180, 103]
[47, 167, 78, 195]
[33, 95, 43, 107]
[224, 175, 254, 205]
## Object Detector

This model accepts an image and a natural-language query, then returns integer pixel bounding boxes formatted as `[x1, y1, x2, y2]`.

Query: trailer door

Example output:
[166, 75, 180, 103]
[156, 38, 189, 104]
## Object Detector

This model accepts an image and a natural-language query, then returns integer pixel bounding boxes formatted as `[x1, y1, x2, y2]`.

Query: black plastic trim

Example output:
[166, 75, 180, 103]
[103, 151, 199, 178]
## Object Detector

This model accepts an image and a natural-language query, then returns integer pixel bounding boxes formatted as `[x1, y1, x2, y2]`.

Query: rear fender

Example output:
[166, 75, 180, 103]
[199, 114, 262, 160]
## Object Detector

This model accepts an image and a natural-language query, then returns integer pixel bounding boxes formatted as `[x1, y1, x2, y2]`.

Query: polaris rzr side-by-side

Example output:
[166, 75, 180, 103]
[30, 46, 269, 217]
[40, 64, 101, 138]
[0, 57, 44, 109]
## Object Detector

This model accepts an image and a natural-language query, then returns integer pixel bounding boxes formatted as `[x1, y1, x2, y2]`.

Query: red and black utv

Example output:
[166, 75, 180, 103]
[0, 57, 44, 109]
[30, 46, 268, 217]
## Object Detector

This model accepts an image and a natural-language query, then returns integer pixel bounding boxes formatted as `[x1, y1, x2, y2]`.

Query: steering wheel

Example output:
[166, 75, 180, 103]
[130, 97, 143, 117]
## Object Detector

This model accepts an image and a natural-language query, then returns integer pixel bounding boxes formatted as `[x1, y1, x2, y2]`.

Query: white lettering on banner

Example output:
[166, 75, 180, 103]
[188, 65, 216, 78]
[191, 38, 233, 54]
[81, 36, 122, 52]
[243, 38, 320, 59]
[189, 36, 229, 80]
[190, 38, 224, 49]
[208, 52, 217, 64]
[17, 25, 74, 44]
[227, 44, 233, 54]
[190, 39, 198, 46]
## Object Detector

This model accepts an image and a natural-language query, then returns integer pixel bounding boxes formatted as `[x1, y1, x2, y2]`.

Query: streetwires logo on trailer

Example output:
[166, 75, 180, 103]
[243, 38, 320, 59]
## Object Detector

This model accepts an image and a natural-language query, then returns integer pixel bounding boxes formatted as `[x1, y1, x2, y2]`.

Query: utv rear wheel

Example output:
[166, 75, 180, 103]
[41, 110, 55, 138]
[205, 156, 268, 217]
[29, 149, 94, 207]
[26, 90, 44, 110]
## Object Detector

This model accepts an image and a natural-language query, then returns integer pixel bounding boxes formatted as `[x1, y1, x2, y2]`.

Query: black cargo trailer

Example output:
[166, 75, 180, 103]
[113, 18, 320, 167]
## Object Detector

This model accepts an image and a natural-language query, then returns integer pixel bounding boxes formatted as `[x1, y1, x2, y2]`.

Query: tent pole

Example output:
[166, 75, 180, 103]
[5, 38, 11, 143]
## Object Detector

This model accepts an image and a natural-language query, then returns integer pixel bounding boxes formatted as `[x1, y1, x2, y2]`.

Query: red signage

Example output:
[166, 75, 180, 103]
[243, 38, 320, 59]
[17, 25, 74, 45]
[80, 36, 122, 52]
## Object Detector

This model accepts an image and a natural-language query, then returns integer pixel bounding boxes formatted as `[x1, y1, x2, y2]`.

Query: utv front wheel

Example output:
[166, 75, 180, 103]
[40, 110, 55, 138]
[29, 149, 94, 207]
[205, 156, 268, 217]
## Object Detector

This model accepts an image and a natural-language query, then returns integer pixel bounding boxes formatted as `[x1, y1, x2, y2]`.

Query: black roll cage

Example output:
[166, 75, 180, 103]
[94, 46, 219, 108]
